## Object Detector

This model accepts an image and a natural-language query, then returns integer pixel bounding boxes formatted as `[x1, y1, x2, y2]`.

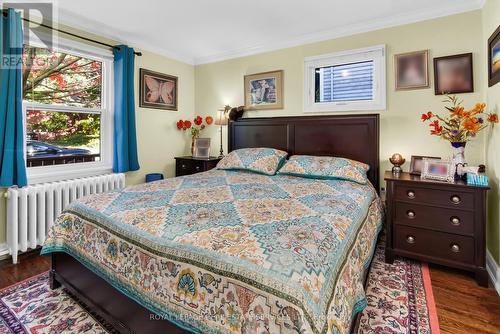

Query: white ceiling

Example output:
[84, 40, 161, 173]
[53, 0, 484, 65]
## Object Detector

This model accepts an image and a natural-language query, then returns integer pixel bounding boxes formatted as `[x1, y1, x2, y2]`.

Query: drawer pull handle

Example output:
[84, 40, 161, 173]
[450, 244, 460, 253]
[406, 235, 416, 244]
[406, 210, 415, 219]
[450, 217, 461, 226]
[407, 191, 415, 199]
[195, 166, 201, 171]
[181, 164, 187, 169]
[450, 195, 461, 204]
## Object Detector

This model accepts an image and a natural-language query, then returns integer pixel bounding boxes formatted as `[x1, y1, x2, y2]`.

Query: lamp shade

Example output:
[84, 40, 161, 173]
[214, 108, 228, 126]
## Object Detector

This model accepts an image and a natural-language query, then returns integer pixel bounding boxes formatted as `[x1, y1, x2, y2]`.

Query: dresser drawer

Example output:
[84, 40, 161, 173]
[395, 202, 474, 235]
[394, 184, 474, 210]
[394, 225, 474, 264]
[176, 161, 194, 176]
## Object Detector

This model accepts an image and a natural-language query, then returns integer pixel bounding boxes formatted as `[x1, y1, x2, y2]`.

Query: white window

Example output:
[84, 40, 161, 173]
[23, 35, 114, 184]
[304, 45, 386, 112]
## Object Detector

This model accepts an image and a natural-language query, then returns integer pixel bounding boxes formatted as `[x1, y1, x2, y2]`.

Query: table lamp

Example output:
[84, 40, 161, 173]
[215, 105, 230, 158]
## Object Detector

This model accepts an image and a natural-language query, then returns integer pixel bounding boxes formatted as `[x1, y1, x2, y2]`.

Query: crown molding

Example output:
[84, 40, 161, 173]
[54, 8, 196, 65]
[194, 0, 484, 65]
[51, 0, 484, 66]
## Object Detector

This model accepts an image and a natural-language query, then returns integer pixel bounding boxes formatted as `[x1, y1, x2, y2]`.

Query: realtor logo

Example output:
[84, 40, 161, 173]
[1, 1, 55, 69]
[1, 1, 54, 50]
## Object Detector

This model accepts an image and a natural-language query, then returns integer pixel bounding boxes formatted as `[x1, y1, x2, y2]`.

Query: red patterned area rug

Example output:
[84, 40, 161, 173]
[356, 243, 440, 334]
[0, 244, 439, 334]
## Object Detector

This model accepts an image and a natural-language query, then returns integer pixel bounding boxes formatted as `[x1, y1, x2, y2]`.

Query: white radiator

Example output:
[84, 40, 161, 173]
[6, 173, 125, 264]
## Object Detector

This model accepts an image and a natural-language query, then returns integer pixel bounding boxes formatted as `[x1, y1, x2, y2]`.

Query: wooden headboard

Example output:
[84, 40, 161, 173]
[228, 114, 380, 190]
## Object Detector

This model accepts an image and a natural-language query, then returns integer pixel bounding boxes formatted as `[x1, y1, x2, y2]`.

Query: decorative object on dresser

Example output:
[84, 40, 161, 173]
[488, 24, 500, 87]
[409, 155, 440, 176]
[175, 156, 221, 177]
[139, 68, 178, 110]
[394, 50, 429, 90]
[384, 171, 489, 287]
[244, 70, 283, 110]
[421, 95, 498, 180]
[433, 53, 474, 94]
[176, 115, 213, 155]
[215, 105, 230, 157]
[192, 138, 211, 159]
[421, 158, 454, 183]
[389, 153, 405, 176]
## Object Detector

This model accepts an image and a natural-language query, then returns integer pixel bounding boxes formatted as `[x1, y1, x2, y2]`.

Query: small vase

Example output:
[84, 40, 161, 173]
[451, 142, 466, 181]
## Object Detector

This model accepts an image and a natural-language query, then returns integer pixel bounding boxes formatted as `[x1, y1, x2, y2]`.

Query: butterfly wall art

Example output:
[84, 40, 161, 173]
[139, 68, 178, 110]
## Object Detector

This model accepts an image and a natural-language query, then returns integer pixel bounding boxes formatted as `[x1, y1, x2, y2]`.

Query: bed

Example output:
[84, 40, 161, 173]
[42, 114, 382, 334]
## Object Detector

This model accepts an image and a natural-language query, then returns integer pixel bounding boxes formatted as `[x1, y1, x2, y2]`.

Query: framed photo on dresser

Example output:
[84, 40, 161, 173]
[421, 158, 454, 182]
[409, 155, 440, 176]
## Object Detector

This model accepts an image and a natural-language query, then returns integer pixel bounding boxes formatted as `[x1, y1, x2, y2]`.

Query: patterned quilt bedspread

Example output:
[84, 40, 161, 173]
[42, 169, 383, 334]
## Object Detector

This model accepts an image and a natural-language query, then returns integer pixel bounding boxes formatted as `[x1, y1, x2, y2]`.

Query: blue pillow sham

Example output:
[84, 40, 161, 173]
[277, 155, 369, 184]
[216, 148, 288, 175]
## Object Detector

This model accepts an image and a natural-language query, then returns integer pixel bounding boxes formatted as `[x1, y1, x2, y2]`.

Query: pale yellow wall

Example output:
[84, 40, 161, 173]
[0, 25, 195, 245]
[195, 10, 498, 256]
[196, 11, 486, 178]
[483, 0, 500, 265]
[127, 52, 195, 185]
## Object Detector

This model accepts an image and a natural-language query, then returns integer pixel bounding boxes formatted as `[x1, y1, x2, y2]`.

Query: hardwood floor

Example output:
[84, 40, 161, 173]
[0, 253, 499, 333]
[429, 264, 500, 334]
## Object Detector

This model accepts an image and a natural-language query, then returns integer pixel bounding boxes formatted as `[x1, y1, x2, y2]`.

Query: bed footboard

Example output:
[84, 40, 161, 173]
[49, 252, 188, 334]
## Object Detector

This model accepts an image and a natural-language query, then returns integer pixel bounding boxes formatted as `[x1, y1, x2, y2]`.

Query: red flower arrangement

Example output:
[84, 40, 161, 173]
[176, 116, 212, 139]
[421, 95, 498, 142]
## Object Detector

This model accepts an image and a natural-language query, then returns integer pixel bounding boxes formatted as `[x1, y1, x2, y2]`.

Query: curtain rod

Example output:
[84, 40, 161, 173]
[2, 10, 142, 56]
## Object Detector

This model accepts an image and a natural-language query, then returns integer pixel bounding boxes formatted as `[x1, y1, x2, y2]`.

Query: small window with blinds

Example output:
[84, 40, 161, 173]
[304, 45, 386, 112]
[315, 61, 374, 102]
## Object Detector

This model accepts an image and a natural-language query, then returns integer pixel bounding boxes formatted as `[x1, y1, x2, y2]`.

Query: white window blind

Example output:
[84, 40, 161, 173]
[318, 61, 374, 102]
[304, 45, 386, 112]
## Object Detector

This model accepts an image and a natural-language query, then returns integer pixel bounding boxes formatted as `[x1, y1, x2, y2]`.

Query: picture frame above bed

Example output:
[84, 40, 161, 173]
[244, 70, 284, 110]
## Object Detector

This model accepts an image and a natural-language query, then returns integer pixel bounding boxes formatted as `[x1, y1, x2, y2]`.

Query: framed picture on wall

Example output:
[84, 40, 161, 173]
[244, 70, 283, 110]
[394, 50, 429, 90]
[433, 53, 474, 95]
[139, 68, 178, 110]
[488, 25, 500, 87]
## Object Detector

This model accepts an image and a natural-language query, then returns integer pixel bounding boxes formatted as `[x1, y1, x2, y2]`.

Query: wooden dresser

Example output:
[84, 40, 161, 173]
[175, 156, 221, 177]
[384, 171, 489, 286]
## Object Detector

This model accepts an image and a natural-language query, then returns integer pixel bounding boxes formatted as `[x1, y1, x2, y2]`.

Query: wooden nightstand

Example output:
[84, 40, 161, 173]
[384, 171, 489, 286]
[175, 156, 221, 177]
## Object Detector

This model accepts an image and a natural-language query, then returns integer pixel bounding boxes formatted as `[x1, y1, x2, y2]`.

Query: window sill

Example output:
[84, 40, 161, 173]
[27, 163, 113, 185]
[304, 100, 386, 113]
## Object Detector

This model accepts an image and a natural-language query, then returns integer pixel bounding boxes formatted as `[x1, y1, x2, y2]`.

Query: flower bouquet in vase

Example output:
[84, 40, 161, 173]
[421, 95, 498, 180]
[176, 115, 213, 155]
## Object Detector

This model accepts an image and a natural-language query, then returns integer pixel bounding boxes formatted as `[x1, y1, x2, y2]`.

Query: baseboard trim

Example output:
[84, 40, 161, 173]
[486, 250, 500, 295]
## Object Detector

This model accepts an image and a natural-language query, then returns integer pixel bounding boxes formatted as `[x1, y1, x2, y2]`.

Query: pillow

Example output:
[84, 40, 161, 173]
[277, 155, 369, 184]
[216, 148, 288, 175]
